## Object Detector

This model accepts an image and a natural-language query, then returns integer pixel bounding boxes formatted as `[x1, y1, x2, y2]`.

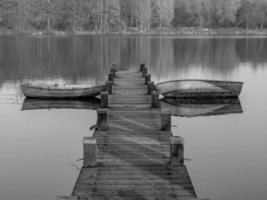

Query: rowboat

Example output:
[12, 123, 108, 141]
[160, 98, 243, 117]
[21, 97, 100, 111]
[20, 83, 106, 99]
[155, 80, 243, 98]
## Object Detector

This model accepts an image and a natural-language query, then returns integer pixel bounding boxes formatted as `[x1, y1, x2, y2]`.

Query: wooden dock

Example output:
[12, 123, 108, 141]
[70, 66, 204, 200]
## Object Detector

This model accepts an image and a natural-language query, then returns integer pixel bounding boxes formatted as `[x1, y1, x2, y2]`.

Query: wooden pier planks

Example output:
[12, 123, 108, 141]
[72, 70, 198, 200]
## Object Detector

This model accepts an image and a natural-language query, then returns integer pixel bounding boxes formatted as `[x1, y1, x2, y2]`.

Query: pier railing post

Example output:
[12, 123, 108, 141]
[145, 74, 151, 85]
[170, 136, 184, 166]
[108, 73, 115, 84]
[101, 92, 108, 108]
[142, 67, 148, 77]
[140, 63, 145, 72]
[106, 81, 112, 94]
[151, 91, 159, 108]
[97, 109, 108, 130]
[147, 81, 155, 94]
[161, 109, 171, 131]
[83, 137, 97, 167]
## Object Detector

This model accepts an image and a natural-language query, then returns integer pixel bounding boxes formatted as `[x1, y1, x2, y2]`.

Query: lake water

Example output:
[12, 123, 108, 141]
[0, 35, 267, 200]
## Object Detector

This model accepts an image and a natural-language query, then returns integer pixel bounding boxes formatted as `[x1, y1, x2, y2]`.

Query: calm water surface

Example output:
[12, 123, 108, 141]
[0, 35, 267, 200]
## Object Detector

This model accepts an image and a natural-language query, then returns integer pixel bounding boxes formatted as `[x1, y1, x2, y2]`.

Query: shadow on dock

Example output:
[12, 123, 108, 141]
[71, 129, 197, 199]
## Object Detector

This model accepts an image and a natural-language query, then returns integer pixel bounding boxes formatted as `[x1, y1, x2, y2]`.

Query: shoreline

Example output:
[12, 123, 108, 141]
[1, 28, 267, 37]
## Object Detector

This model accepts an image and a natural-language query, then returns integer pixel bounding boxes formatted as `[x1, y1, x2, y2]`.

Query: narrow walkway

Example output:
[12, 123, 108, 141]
[72, 70, 198, 200]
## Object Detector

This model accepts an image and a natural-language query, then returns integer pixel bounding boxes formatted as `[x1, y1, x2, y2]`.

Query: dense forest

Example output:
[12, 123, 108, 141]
[1, 0, 267, 34]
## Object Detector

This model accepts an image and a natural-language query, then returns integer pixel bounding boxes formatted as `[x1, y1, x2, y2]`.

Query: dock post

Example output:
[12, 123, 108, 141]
[147, 81, 155, 94]
[106, 81, 112, 94]
[142, 67, 148, 77]
[145, 74, 151, 85]
[111, 64, 117, 76]
[170, 136, 184, 166]
[140, 63, 145, 72]
[83, 137, 97, 167]
[108, 73, 115, 84]
[101, 92, 108, 108]
[151, 91, 159, 108]
[97, 109, 108, 130]
[161, 109, 171, 131]
[112, 63, 118, 70]
[110, 69, 116, 76]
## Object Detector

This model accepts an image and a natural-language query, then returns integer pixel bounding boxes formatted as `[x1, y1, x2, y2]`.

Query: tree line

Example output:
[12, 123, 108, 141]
[1, 0, 267, 33]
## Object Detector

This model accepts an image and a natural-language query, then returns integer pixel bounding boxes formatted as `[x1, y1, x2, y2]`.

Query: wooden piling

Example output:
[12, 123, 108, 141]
[83, 137, 97, 167]
[170, 136, 184, 166]
[97, 109, 108, 130]
[145, 74, 151, 85]
[142, 67, 148, 77]
[151, 91, 159, 108]
[101, 92, 108, 108]
[108, 73, 115, 84]
[110, 69, 116, 76]
[161, 109, 171, 131]
[140, 63, 145, 72]
[112, 63, 118, 70]
[111, 64, 117, 76]
[147, 81, 155, 94]
[105, 81, 112, 94]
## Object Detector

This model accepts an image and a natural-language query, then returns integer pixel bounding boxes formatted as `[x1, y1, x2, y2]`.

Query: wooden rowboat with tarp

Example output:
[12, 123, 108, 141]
[155, 80, 243, 98]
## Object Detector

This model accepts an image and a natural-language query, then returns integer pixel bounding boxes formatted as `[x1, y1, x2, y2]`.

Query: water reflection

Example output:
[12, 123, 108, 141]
[1, 36, 267, 200]
[21, 97, 100, 111]
[160, 98, 243, 117]
[0, 83, 24, 104]
[1, 36, 267, 87]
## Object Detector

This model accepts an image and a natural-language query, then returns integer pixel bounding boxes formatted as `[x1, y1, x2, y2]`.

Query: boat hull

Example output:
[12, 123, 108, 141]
[21, 84, 105, 99]
[155, 80, 243, 98]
